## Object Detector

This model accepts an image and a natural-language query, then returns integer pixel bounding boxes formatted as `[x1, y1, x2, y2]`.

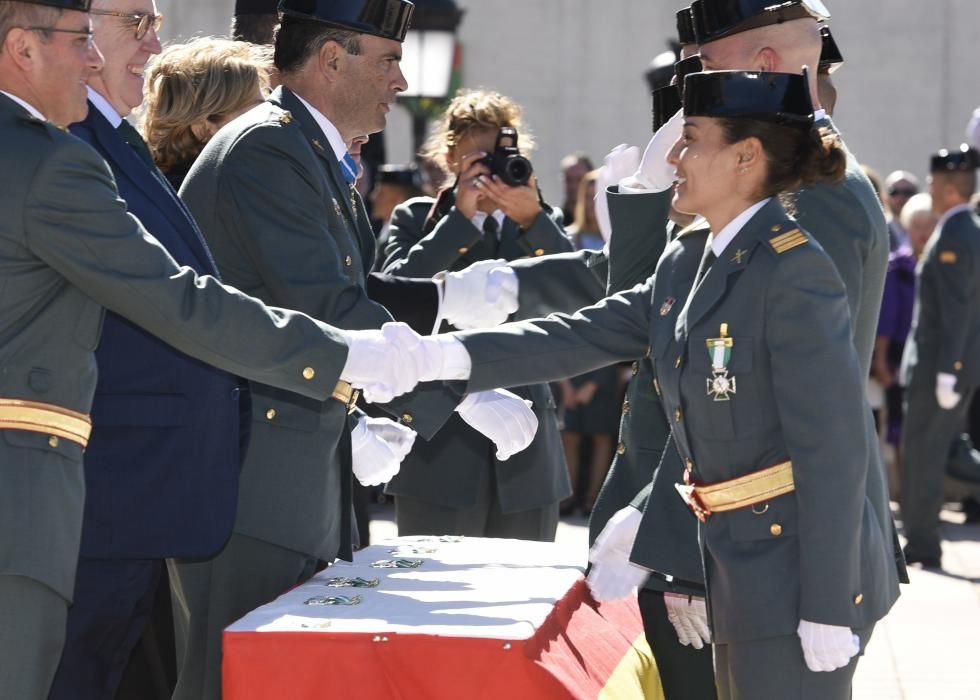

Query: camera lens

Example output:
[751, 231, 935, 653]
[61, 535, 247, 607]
[504, 156, 533, 186]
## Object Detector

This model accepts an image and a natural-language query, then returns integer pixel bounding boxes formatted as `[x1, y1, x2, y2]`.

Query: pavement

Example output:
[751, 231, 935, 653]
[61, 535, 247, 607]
[369, 500, 979, 699]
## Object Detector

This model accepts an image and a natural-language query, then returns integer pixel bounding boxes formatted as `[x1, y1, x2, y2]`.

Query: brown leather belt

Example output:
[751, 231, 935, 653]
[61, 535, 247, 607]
[331, 381, 360, 414]
[676, 460, 794, 522]
[0, 398, 92, 448]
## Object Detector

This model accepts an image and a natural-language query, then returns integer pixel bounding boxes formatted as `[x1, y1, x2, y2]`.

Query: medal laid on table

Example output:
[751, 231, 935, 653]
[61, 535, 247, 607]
[705, 323, 736, 401]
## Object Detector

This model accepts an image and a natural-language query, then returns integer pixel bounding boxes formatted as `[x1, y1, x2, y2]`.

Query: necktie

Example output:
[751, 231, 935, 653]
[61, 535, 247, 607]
[340, 152, 358, 185]
[482, 215, 500, 255]
[117, 119, 155, 169]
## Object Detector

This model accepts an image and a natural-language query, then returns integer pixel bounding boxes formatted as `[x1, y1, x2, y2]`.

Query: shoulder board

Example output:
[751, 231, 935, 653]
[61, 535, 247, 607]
[767, 226, 809, 255]
[939, 250, 958, 264]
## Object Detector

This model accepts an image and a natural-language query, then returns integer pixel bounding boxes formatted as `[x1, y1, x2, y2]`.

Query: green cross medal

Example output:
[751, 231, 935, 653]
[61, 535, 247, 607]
[705, 323, 736, 401]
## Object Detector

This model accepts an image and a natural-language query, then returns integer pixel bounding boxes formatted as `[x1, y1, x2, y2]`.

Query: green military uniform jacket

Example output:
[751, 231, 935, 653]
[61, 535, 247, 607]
[456, 198, 897, 643]
[180, 87, 456, 560]
[0, 94, 349, 600]
[379, 195, 574, 513]
[901, 206, 980, 387]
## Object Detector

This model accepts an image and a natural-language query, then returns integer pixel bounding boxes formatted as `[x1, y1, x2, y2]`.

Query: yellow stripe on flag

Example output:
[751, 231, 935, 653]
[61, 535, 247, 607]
[598, 633, 664, 700]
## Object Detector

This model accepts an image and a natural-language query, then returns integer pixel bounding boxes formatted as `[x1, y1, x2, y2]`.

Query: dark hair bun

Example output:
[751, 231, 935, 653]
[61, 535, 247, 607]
[798, 127, 847, 186]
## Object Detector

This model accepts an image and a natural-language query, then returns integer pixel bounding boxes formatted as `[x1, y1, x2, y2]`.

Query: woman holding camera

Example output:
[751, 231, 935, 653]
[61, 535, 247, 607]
[393, 70, 896, 698]
[378, 88, 574, 542]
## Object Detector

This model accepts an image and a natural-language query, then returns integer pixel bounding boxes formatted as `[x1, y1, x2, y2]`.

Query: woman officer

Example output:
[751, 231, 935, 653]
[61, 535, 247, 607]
[393, 70, 896, 699]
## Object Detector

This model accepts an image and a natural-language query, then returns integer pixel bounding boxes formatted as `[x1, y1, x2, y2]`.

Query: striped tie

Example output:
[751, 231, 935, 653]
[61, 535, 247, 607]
[340, 152, 358, 185]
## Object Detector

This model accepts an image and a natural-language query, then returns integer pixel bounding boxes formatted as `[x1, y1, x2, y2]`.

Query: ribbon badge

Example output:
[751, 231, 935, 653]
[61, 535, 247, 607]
[660, 297, 676, 317]
[705, 323, 736, 402]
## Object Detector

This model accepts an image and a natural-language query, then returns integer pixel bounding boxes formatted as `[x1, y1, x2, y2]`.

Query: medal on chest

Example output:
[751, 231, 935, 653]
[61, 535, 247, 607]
[705, 323, 736, 401]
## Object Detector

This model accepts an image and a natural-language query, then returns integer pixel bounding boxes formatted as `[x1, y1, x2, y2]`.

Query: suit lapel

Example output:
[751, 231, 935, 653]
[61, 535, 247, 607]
[83, 104, 218, 275]
[277, 88, 360, 227]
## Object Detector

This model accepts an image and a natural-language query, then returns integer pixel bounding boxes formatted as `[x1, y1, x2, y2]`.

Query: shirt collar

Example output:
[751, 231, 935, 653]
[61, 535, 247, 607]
[0, 91, 45, 121]
[86, 86, 123, 128]
[292, 92, 348, 163]
[471, 209, 506, 231]
[710, 199, 771, 256]
[937, 202, 974, 231]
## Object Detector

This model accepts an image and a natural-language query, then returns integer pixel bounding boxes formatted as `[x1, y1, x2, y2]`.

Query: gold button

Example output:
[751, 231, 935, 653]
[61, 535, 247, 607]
[674, 407, 682, 422]
[675, 355, 683, 369]
[616, 442, 626, 455]
[954, 361, 963, 371]
[345, 256, 353, 267]
[854, 593, 864, 605]
[534, 248, 545, 256]
[622, 400, 630, 415]
[771, 225, 781, 232]
[770, 523, 782, 537]
[401, 413, 413, 424]
[48, 436, 59, 448]
[631, 361, 639, 376]
[303, 367, 315, 380]
[458, 247, 469, 255]
[266, 409, 277, 420]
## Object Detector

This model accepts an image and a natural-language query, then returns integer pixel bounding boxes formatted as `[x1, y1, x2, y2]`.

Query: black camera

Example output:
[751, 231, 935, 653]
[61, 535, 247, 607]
[478, 127, 533, 187]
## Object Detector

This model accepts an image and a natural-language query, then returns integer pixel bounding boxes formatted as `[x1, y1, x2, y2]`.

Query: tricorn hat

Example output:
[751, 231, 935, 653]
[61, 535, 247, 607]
[692, 0, 830, 45]
[236, 0, 280, 14]
[4, 0, 92, 10]
[674, 54, 703, 98]
[653, 85, 682, 133]
[278, 0, 414, 42]
[930, 144, 980, 173]
[683, 69, 814, 126]
[377, 164, 423, 188]
[676, 6, 697, 46]
[818, 25, 843, 73]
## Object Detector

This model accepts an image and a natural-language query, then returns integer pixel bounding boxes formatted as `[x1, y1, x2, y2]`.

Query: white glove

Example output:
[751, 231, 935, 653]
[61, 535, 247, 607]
[455, 389, 537, 460]
[441, 259, 519, 330]
[595, 144, 641, 242]
[586, 506, 650, 601]
[664, 593, 711, 649]
[341, 322, 423, 404]
[350, 416, 416, 486]
[622, 109, 684, 192]
[937, 372, 961, 409]
[797, 620, 860, 673]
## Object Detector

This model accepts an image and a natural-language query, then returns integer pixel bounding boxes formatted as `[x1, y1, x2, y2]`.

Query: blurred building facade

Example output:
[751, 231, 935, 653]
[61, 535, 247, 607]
[157, 0, 980, 205]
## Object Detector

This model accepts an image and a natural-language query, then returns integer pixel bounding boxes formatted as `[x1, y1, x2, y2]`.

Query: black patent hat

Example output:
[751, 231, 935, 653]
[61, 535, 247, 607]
[676, 7, 697, 45]
[673, 54, 703, 97]
[4, 0, 92, 10]
[236, 0, 279, 14]
[377, 164, 422, 188]
[692, 0, 830, 45]
[930, 144, 980, 173]
[652, 85, 682, 133]
[818, 25, 843, 73]
[683, 70, 814, 126]
[278, 0, 414, 42]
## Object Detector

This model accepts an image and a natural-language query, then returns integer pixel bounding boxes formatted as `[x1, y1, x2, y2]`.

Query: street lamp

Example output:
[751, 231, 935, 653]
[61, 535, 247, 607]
[399, 0, 465, 156]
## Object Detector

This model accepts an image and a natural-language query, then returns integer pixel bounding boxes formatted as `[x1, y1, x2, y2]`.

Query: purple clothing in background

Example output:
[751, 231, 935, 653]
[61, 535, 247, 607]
[878, 245, 917, 348]
[878, 245, 917, 446]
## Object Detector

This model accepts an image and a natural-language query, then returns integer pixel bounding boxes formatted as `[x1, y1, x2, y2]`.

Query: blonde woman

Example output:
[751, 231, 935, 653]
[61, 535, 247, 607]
[141, 37, 272, 188]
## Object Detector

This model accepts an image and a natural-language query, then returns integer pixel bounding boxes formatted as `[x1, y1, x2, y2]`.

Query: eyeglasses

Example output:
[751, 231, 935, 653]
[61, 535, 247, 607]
[22, 26, 96, 49]
[88, 9, 163, 41]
